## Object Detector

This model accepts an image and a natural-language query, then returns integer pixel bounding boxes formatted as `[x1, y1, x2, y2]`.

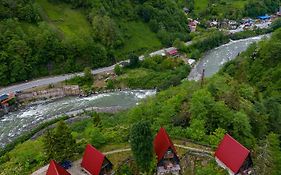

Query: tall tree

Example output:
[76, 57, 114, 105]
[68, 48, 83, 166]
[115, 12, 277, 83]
[130, 121, 154, 173]
[43, 121, 77, 162]
[255, 133, 281, 175]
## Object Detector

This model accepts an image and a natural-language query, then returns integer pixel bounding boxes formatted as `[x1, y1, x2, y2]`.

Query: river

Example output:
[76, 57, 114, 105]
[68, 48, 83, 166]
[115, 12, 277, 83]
[0, 90, 156, 148]
[0, 34, 271, 148]
[188, 34, 271, 81]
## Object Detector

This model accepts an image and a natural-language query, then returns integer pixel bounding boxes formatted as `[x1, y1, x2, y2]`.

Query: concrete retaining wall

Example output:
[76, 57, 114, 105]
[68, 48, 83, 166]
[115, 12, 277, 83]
[17, 85, 80, 102]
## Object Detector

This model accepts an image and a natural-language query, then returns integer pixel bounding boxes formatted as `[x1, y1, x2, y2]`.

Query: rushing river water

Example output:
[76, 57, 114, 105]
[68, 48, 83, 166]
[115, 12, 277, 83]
[188, 34, 271, 81]
[0, 90, 156, 147]
[0, 35, 271, 148]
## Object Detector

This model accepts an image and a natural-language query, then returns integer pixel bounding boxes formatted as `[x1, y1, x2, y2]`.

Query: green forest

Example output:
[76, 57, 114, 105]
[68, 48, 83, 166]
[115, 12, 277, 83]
[1, 23, 281, 175]
[187, 0, 281, 19]
[0, 0, 190, 86]
[1, 0, 280, 86]
[0, 0, 281, 174]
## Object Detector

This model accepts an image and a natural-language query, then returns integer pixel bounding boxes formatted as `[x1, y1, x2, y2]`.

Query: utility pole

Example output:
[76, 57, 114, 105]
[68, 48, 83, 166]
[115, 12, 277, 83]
[200, 69, 205, 88]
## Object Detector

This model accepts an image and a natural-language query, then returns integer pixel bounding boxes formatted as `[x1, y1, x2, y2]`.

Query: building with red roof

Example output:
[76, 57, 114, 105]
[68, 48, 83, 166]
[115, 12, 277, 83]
[165, 48, 178, 57]
[154, 127, 180, 175]
[46, 160, 71, 175]
[215, 134, 253, 175]
[81, 144, 113, 175]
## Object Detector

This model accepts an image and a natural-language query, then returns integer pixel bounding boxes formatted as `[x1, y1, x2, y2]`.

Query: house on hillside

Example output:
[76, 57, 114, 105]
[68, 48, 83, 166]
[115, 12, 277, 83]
[215, 134, 253, 175]
[277, 7, 281, 16]
[165, 48, 178, 57]
[154, 127, 181, 175]
[81, 144, 113, 175]
[46, 160, 71, 175]
[258, 15, 271, 21]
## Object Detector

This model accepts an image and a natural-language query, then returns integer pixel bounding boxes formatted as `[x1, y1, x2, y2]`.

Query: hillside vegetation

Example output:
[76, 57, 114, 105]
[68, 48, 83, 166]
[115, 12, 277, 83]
[0, 0, 189, 86]
[186, 0, 281, 19]
[1, 27, 281, 175]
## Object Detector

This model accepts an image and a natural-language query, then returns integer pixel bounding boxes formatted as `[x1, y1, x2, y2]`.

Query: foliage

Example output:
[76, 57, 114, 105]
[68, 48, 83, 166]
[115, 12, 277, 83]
[187, 31, 229, 59]
[43, 121, 77, 162]
[92, 15, 123, 48]
[208, 128, 227, 148]
[191, 0, 279, 20]
[130, 121, 154, 173]
[0, 0, 191, 85]
[115, 56, 190, 90]
[0, 140, 45, 175]
[83, 127, 107, 148]
[244, 0, 281, 17]
[114, 64, 122, 76]
[65, 67, 94, 92]
[271, 18, 281, 31]
[0, 115, 69, 158]
[0, 0, 40, 22]
[128, 53, 139, 68]
[137, 0, 190, 45]
[255, 133, 281, 175]
[195, 161, 227, 175]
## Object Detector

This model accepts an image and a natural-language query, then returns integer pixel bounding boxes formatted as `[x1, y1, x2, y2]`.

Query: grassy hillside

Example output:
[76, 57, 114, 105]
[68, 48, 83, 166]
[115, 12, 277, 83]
[37, 0, 92, 40]
[191, 0, 279, 19]
[1, 0, 189, 85]
[115, 21, 162, 58]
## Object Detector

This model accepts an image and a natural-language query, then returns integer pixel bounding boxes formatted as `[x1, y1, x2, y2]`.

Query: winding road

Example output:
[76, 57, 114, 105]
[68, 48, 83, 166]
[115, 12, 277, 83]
[0, 45, 180, 95]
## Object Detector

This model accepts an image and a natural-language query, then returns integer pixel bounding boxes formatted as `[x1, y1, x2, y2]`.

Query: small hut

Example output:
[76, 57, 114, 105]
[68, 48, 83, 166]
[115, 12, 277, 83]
[81, 144, 113, 175]
[154, 127, 180, 175]
[46, 160, 70, 175]
[215, 134, 253, 175]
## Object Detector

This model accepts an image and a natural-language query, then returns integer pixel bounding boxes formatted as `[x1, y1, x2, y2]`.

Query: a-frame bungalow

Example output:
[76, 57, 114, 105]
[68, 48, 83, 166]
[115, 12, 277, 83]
[46, 160, 71, 175]
[154, 127, 181, 175]
[215, 134, 253, 175]
[81, 144, 113, 175]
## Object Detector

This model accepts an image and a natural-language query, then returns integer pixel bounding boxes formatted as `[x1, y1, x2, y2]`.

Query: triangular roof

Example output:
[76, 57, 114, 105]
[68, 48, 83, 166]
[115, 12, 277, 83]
[46, 160, 71, 175]
[215, 134, 250, 174]
[81, 144, 106, 175]
[153, 127, 177, 162]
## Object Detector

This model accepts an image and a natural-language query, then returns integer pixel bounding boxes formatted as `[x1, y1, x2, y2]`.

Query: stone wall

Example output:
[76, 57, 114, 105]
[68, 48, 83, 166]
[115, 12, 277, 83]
[17, 85, 80, 102]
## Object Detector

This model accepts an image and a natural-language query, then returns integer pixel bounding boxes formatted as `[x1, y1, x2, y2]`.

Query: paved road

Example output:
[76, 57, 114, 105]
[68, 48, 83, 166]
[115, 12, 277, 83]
[0, 43, 188, 95]
[0, 39, 195, 95]
[0, 65, 116, 95]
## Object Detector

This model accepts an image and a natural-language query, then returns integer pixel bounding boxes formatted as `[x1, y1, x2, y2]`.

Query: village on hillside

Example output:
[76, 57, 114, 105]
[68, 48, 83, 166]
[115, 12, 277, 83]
[187, 7, 281, 33]
[39, 128, 253, 175]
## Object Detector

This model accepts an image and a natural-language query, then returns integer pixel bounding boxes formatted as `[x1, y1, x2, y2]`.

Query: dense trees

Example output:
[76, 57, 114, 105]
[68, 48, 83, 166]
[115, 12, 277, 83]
[188, 0, 281, 20]
[137, 0, 190, 45]
[0, 19, 114, 86]
[0, 0, 192, 86]
[130, 121, 154, 173]
[43, 121, 77, 162]
[244, 0, 281, 17]
[255, 133, 281, 175]
[0, 0, 40, 22]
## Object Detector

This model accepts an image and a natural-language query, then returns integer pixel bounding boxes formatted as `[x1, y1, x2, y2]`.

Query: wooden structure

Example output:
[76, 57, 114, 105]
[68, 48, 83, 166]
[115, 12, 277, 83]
[81, 144, 113, 175]
[215, 134, 253, 175]
[46, 160, 71, 175]
[154, 127, 181, 175]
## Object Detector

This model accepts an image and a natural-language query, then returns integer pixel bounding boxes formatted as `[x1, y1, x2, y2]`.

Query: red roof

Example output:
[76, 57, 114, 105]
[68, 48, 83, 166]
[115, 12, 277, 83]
[215, 134, 250, 174]
[153, 127, 177, 162]
[167, 49, 178, 55]
[46, 160, 70, 175]
[81, 144, 105, 175]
